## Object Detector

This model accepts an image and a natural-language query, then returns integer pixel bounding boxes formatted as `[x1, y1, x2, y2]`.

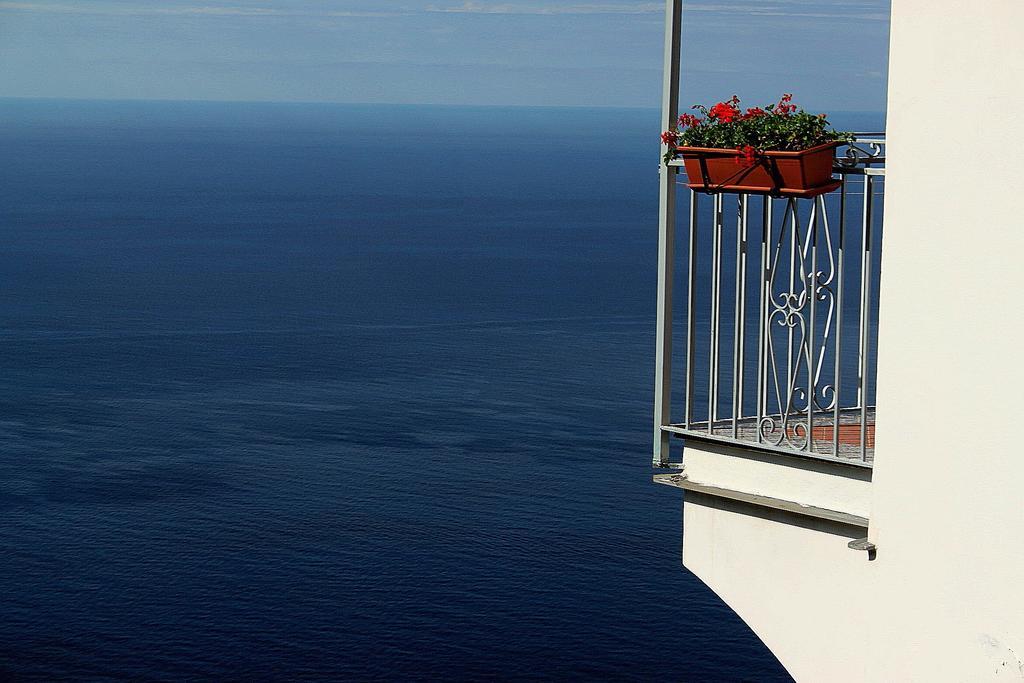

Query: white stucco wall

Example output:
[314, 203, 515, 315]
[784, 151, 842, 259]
[677, 2, 1024, 680]
[865, 1, 1024, 679]
[681, 442, 872, 520]
[682, 497, 873, 682]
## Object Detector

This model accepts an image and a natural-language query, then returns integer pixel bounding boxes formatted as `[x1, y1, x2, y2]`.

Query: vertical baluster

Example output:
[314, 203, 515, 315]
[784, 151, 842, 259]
[685, 190, 698, 429]
[786, 199, 797, 425]
[807, 198, 818, 452]
[709, 193, 723, 433]
[756, 196, 771, 440]
[833, 176, 846, 457]
[732, 194, 748, 438]
[859, 175, 874, 461]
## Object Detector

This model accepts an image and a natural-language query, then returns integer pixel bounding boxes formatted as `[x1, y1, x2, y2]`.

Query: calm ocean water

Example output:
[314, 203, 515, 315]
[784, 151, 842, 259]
[0, 99, 879, 680]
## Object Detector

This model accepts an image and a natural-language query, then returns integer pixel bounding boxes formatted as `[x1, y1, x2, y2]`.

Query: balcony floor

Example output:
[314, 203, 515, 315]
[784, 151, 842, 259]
[669, 407, 875, 464]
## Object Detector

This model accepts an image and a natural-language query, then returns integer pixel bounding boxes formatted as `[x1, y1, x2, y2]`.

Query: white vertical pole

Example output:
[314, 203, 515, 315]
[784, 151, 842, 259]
[653, 0, 682, 466]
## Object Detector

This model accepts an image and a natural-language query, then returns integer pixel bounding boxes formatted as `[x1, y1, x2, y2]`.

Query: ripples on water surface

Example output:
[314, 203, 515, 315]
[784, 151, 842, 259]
[0, 100, 792, 681]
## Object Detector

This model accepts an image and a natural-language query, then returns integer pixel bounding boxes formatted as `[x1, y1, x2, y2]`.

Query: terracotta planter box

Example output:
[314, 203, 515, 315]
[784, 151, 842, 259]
[676, 141, 841, 198]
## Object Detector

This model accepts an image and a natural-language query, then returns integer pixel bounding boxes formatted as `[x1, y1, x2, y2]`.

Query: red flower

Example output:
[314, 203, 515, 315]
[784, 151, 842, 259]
[709, 101, 739, 123]
[677, 113, 702, 128]
[742, 107, 767, 119]
[661, 130, 680, 145]
[735, 145, 758, 168]
[774, 93, 797, 115]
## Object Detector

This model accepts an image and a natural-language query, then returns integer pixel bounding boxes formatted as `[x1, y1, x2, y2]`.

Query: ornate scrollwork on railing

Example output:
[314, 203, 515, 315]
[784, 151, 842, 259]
[759, 197, 837, 452]
[836, 134, 886, 169]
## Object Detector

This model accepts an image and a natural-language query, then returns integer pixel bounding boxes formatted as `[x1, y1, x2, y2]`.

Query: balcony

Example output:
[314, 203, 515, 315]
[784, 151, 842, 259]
[654, 137, 885, 468]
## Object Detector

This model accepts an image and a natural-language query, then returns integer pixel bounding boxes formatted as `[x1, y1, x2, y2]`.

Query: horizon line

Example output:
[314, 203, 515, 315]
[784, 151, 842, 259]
[0, 95, 888, 115]
[0, 94, 661, 112]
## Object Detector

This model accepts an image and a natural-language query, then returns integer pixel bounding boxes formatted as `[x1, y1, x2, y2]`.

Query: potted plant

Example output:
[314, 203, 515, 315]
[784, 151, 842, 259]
[662, 94, 853, 197]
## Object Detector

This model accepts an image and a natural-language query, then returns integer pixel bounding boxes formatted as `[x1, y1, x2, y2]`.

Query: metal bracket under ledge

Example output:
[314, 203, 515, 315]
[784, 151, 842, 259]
[848, 537, 878, 560]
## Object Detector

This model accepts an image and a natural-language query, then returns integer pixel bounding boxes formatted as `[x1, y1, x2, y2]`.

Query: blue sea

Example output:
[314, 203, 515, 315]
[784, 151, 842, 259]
[0, 99, 879, 680]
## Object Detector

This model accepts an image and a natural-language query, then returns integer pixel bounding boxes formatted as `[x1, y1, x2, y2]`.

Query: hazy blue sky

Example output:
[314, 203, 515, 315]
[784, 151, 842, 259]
[0, 0, 890, 109]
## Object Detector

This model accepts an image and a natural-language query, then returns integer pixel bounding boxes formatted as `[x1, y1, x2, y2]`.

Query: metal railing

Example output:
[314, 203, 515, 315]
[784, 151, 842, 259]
[655, 137, 885, 466]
